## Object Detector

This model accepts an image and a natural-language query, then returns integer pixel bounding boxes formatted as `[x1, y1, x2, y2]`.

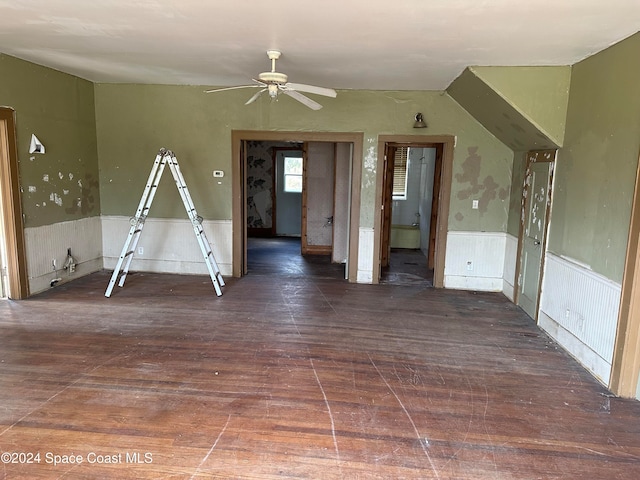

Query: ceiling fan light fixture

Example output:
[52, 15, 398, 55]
[205, 49, 336, 110]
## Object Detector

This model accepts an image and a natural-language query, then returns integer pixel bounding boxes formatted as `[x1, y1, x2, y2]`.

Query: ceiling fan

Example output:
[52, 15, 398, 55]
[205, 50, 337, 110]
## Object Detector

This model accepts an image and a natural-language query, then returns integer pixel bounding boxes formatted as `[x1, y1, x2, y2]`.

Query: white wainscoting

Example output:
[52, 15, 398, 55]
[538, 252, 621, 386]
[502, 233, 518, 301]
[357, 227, 374, 283]
[444, 231, 506, 291]
[101, 216, 232, 277]
[24, 216, 103, 295]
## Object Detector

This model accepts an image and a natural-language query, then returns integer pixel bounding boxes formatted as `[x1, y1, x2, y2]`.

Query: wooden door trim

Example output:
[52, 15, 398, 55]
[0, 107, 29, 299]
[373, 135, 454, 287]
[232, 130, 363, 283]
[379, 144, 395, 269]
[301, 142, 309, 254]
[610, 148, 640, 398]
[428, 145, 443, 269]
[514, 150, 556, 317]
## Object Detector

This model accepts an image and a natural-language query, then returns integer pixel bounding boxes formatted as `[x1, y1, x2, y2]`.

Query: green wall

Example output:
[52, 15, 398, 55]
[0, 52, 514, 236]
[0, 54, 99, 227]
[472, 66, 571, 147]
[94, 85, 513, 232]
[548, 32, 640, 282]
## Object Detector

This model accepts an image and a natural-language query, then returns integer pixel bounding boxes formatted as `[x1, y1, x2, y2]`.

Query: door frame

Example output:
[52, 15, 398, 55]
[610, 148, 640, 398]
[374, 135, 454, 287]
[514, 149, 556, 319]
[232, 130, 363, 282]
[0, 107, 29, 299]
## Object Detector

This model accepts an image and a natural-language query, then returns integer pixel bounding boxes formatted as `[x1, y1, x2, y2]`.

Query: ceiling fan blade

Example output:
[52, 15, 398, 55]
[205, 79, 266, 94]
[285, 83, 337, 98]
[204, 85, 260, 94]
[245, 88, 267, 105]
[283, 89, 323, 110]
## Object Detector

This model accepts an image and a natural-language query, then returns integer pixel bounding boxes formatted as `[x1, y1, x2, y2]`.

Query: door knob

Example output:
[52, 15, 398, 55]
[534, 240, 541, 245]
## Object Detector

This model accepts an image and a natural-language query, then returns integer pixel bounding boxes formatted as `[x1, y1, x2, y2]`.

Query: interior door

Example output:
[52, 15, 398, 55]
[275, 149, 303, 236]
[518, 150, 556, 319]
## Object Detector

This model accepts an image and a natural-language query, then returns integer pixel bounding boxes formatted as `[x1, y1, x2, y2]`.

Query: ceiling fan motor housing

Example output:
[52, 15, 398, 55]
[258, 71, 288, 84]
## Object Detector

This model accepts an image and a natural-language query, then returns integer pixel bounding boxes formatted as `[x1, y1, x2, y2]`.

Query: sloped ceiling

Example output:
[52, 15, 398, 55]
[0, 1, 639, 90]
[447, 66, 572, 150]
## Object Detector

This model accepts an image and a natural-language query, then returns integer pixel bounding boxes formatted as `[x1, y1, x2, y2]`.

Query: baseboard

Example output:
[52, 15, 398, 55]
[303, 245, 332, 255]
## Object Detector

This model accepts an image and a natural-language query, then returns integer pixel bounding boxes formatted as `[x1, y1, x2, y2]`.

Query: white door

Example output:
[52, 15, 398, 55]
[518, 151, 555, 319]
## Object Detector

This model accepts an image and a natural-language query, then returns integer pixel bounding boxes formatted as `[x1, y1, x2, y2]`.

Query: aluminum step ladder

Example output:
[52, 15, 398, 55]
[105, 148, 225, 297]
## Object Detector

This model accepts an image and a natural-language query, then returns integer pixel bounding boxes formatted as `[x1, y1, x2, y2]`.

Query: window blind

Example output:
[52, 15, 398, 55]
[392, 146, 409, 198]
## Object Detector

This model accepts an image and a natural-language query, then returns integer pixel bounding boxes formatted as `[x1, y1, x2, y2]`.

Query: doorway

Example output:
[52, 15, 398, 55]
[232, 131, 363, 282]
[515, 149, 556, 320]
[374, 135, 454, 288]
[274, 147, 304, 237]
[379, 144, 438, 286]
[0, 107, 29, 299]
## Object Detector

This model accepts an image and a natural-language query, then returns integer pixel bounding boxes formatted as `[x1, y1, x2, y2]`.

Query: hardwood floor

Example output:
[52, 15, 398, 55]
[1, 250, 639, 478]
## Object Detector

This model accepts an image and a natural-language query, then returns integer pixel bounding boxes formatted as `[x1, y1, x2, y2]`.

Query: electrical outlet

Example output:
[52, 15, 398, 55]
[466, 261, 473, 271]
[138, 246, 144, 255]
[472, 199, 479, 209]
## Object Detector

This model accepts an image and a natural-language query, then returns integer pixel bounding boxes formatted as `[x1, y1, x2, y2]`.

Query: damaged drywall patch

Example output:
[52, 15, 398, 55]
[49, 192, 63, 206]
[25, 157, 99, 215]
[65, 173, 99, 215]
[455, 147, 509, 215]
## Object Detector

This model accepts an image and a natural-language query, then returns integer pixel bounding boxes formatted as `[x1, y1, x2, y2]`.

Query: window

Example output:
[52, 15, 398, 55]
[283, 156, 303, 193]
[392, 146, 409, 200]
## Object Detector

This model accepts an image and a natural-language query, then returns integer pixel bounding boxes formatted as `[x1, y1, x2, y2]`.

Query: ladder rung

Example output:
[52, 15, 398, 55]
[125, 250, 134, 257]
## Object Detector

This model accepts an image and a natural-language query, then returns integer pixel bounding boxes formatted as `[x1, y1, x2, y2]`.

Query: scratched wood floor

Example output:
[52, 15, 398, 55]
[0, 239, 639, 479]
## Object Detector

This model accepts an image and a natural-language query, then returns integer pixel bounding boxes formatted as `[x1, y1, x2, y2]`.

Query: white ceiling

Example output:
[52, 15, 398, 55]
[1, 0, 639, 91]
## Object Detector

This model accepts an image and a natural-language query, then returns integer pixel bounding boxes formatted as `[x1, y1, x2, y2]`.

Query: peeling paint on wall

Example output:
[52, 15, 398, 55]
[25, 164, 99, 216]
[363, 145, 377, 189]
[455, 147, 509, 215]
